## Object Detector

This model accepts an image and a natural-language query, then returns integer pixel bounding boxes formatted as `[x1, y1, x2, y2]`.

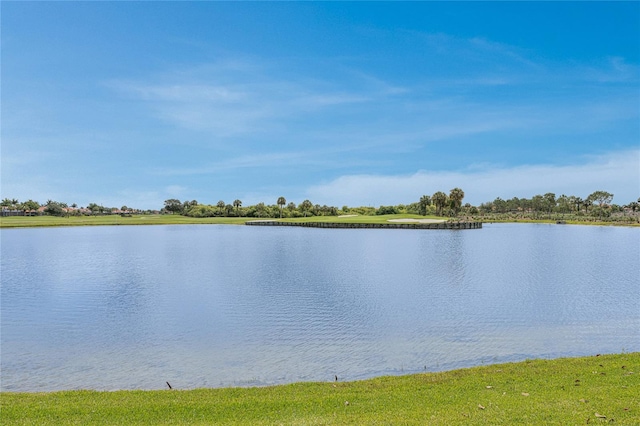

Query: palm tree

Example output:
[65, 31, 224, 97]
[432, 191, 448, 216]
[419, 195, 431, 216]
[233, 199, 242, 216]
[448, 188, 465, 215]
[583, 199, 593, 214]
[300, 199, 313, 217]
[573, 196, 583, 213]
[216, 200, 225, 216]
[557, 194, 569, 216]
[277, 197, 286, 218]
[543, 193, 556, 215]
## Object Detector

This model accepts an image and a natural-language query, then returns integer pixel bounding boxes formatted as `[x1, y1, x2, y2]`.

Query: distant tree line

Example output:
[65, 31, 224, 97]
[163, 198, 339, 219]
[160, 188, 467, 219]
[4, 189, 639, 223]
[0, 198, 153, 217]
[477, 191, 633, 217]
[474, 191, 640, 224]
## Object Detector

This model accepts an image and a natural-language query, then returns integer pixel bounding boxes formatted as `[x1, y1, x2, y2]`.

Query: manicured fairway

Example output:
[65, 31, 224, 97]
[0, 215, 249, 228]
[2, 353, 638, 425]
[0, 214, 441, 228]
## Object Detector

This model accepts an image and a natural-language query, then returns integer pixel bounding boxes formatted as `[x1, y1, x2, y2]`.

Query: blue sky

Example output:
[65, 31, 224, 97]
[2, 2, 639, 209]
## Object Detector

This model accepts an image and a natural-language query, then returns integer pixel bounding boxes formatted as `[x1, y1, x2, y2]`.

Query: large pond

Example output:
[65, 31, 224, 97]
[1, 223, 638, 391]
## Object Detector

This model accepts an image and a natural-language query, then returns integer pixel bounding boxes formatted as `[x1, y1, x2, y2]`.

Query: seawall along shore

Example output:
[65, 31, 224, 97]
[245, 221, 482, 230]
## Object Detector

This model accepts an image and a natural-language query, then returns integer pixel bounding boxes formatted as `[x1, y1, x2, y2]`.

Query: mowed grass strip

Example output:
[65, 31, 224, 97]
[0, 215, 250, 228]
[278, 213, 444, 224]
[0, 214, 442, 228]
[2, 353, 638, 425]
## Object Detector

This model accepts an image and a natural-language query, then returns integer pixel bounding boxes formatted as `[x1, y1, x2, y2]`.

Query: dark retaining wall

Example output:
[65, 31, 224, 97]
[245, 221, 482, 230]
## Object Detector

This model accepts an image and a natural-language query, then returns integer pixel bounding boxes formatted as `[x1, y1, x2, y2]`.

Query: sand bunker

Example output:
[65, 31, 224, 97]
[387, 218, 446, 224]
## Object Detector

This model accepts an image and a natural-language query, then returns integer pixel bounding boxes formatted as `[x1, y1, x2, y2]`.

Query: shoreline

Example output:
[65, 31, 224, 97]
[2, 352, 635, 394]
[3, 351, 635, 395]
[2, 353, 637, 425]
[245, 220, 482, 229]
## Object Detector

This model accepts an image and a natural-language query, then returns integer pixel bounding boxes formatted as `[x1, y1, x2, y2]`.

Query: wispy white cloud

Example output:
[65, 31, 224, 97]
[410, 31, 543, 76]
[578, 56, 640, 83]
[107, 59, 380, 138]
[151, 152, 308, 176]
[106, 34, 637, 154]
[150, 145, 381, 177]
[164, 185, 188, 197]
[306, 149, 640, 207]
[411, 31, 639, 89]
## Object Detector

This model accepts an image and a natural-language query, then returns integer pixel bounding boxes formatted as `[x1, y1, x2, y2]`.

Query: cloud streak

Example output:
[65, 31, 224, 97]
[306, 149, 640, 207]
[107, 39, 637, 152]
[108, 59, 381, 138]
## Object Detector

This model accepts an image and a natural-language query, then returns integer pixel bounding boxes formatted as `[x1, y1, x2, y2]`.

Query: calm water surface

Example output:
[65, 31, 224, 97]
[1, 223, 638, 391]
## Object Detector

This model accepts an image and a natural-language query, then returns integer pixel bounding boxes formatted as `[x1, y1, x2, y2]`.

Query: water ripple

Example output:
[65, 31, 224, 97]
[1, 224, 639, 391]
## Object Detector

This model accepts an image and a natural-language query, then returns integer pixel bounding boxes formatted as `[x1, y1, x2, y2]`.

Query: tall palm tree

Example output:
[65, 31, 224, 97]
[583, 199, 593, 214]
[448, 188, 465, 215]
[419, 195, 431, 216]
[277, 197, 286, 218]
[233, 199, 242, 216]
[216, 200, 225, 216]
[543, 193, 556, 215]
[432, 191, 448, 216]
[300, 199, 313, 217]
[557, 194, 569, 215]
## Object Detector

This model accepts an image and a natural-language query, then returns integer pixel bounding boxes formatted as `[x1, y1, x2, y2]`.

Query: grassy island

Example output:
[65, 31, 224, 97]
[2, 353, 638, 425]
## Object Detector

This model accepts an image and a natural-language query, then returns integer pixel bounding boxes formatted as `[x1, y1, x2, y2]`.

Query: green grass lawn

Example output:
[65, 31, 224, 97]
[0, 215, 250, 228]
[2, 353, 638, 425]
[0, 214, 443, 229]
[2, 214, 637, 229]
[278, 213, 445, 224]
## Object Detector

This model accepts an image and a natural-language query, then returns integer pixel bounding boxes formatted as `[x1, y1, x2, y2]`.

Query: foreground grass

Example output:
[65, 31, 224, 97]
[2, 353, 638, 425]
